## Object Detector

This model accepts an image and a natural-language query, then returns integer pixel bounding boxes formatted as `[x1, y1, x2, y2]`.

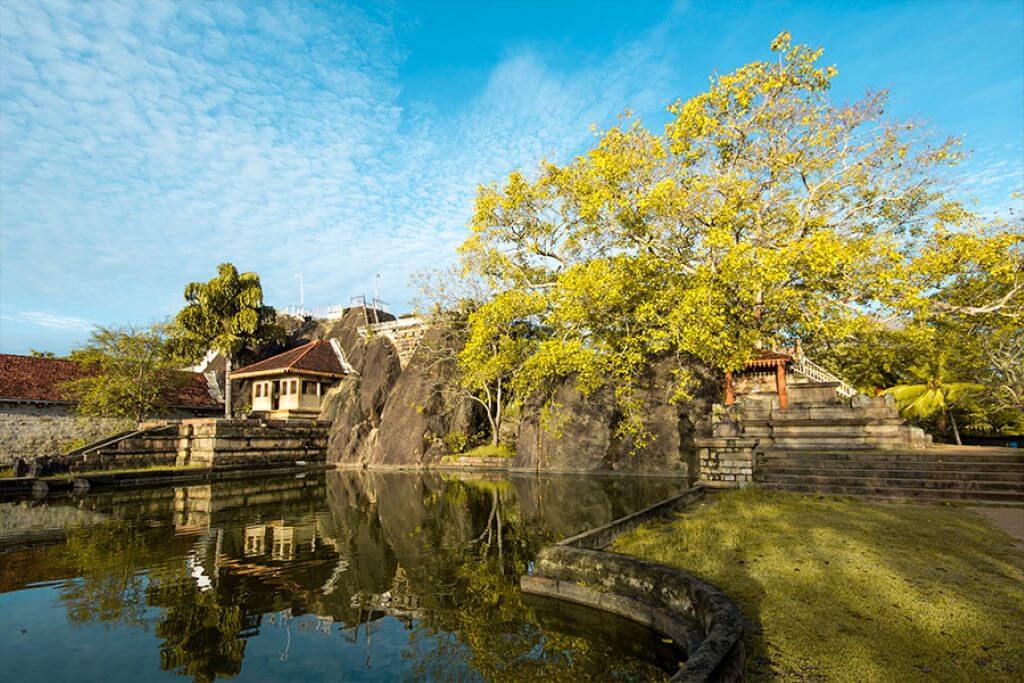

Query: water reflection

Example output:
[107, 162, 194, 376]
[0, 471, 685, 681]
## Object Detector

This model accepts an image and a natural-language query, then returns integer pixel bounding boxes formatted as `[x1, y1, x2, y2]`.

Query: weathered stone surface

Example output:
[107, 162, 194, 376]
[371, 327, 477, 466]
[0, 403, 129, 465]
[524, 545, 747, 682]
[323, 313, 403, 466]
[514, 358, 718, 477]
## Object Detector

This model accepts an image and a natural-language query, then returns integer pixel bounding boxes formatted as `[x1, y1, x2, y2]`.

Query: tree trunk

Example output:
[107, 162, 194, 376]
[949, 409, 962, 446]
[224, 355, 232, 419]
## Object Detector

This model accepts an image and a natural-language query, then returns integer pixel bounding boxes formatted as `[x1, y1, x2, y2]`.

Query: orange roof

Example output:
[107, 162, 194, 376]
[743, 350, 793, 370]
[0, 354, 219, 408]
[228, 340, 346, 379]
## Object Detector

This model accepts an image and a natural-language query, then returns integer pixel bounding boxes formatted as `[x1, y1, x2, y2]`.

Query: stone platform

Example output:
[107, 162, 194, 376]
[69, 418, 330, 473]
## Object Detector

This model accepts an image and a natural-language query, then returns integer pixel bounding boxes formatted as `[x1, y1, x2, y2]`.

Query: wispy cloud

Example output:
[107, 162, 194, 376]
[1, 310, 94, 331]
[0, 0, 684, 332]
[1, 1, 1020, 355]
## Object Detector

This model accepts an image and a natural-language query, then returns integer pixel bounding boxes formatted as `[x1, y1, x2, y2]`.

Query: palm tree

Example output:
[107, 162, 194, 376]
[173, 264, 282, 418]
[883, 354, 983, 445]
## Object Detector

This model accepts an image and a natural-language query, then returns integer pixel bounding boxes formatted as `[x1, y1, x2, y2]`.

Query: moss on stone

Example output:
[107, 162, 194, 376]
[613, 487, 1024, 681]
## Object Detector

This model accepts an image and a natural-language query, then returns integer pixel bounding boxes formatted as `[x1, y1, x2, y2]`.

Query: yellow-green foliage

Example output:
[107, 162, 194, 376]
[460, 444, 514, 459]
[455, 31, 1023, 444]
[613, 488, 1024, 681]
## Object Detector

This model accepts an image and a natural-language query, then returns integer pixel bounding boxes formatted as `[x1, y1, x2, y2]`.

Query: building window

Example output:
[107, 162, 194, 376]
[255, 384, 262, 398]
[291, 380, 297, 394]
[302, 381, 317, 395]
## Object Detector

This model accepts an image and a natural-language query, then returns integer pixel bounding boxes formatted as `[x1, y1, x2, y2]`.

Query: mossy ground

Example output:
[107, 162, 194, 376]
[612, 487, 1024, 681]
[40, 463, 208, 480]
[460, 444, 514, 458]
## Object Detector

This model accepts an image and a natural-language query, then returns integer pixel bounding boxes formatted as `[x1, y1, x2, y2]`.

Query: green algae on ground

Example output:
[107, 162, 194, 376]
[612, 487, 1024, 682]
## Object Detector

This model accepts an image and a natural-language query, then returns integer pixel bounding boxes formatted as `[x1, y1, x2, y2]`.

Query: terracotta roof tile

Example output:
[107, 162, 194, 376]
[0, 354, 219, 408]
[228, 340, 345, 379]
[743, 350, 793, 369]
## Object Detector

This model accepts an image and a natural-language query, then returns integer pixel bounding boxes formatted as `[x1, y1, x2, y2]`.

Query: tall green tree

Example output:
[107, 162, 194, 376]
[63, 325, 185, 423]
[172, 264, 281, 418]
[456, 31, 1022, 441]
[883, 354, 983, 445]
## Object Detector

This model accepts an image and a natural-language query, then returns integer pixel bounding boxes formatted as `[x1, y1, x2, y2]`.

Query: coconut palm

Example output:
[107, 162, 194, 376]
[173, 264, 282, 418]
[883, 354, 983, 445]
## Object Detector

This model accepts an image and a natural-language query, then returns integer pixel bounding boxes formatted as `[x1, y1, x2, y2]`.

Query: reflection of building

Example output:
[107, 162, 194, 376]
[243, 520, 316, 561]
[229, 340, 350, 420]
[349, 566, 423, 627]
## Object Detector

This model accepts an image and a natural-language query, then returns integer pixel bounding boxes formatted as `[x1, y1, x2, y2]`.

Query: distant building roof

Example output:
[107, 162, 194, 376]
[0, 354, 220, 408]
[228, 340, 347, 380]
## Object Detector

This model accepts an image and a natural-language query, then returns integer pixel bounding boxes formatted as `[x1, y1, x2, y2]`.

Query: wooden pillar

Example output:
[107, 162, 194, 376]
[776, 362, 788, 410]
[724, 371, 734, 406]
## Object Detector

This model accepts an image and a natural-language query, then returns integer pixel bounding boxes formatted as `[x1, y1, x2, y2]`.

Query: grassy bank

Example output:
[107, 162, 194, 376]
[612, 488, 1024, 681]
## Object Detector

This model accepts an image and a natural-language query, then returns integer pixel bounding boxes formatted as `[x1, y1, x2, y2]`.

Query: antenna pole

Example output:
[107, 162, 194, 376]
[373, 274, 381, 324]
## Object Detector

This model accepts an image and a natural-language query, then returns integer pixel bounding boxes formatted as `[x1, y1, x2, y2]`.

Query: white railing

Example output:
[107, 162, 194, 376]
[279, 304, 349, 320]
[792, 356, 858, 398]
[356, 316, 425, 338]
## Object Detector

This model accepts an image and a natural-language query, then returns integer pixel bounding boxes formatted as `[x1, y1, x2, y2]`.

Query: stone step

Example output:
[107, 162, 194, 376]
[755, 472, 1024, 493]
[756, 480, 1024, 504]
[759, 449, 1024, 465]
[765, 435, 927, 449]
[757, 465, 1024, 482]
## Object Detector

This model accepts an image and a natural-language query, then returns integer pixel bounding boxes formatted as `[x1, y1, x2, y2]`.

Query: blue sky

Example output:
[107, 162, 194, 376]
[1, 0, 1021, 355]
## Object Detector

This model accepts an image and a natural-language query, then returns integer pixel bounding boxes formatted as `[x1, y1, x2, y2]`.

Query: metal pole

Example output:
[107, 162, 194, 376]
[372, 274, 380, 324]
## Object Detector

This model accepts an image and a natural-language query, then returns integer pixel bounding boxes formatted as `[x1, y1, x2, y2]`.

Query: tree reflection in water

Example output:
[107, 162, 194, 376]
[3, 471, 684, 681]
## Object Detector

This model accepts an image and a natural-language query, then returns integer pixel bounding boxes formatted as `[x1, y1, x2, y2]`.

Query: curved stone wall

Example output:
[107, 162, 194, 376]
[520, 487, 746, 681]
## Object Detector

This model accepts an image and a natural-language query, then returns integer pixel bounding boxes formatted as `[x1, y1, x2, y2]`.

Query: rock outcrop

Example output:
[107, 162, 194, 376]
[513, 359, 719, 479]
[323, 314, 477, 467]
[318, 312, 716, 475]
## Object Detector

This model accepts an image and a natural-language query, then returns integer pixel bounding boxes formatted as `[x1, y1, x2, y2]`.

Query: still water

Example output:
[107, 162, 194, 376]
[0, 471, 686, 682]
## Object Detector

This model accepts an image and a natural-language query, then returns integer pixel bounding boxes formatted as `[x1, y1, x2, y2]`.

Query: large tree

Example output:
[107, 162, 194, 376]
[457, 32, 1023, 441]
[63, 325, 185, 423]
[172, 263, 281, 418]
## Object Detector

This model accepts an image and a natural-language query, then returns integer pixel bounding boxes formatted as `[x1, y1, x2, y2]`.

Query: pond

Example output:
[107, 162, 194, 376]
[0, 470, 688, 681]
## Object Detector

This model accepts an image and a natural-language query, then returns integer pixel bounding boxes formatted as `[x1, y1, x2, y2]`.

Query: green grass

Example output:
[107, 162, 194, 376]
[460, 444, 515, 458]
[41, 463, 208, 480]
[612, 487, 1024, 681]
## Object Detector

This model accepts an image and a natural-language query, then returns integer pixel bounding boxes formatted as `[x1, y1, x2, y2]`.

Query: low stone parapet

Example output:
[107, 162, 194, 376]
[520, 486, 747, 681]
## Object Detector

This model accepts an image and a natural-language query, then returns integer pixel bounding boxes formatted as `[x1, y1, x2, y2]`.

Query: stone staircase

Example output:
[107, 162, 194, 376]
[754, 447, 1024, 504]
[699, 359, 1024, 503]
[732, 382, 932, 451]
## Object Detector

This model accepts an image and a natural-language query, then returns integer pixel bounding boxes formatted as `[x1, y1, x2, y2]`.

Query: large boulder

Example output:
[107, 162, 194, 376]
[323, 309, 402, 466]
[370, 327, 479, 466]
[513, 358, 719, 478]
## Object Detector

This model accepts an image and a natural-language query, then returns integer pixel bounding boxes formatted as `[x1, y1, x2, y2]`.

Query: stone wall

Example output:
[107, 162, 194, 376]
[0, 402, 129, 466]
[60, 418, 330, 473]
[181, 419, 329, 468]
[695, 437, 757, 487]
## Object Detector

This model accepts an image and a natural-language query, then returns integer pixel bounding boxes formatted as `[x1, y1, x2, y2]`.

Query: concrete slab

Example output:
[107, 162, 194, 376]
[970, 506, 1024, 551]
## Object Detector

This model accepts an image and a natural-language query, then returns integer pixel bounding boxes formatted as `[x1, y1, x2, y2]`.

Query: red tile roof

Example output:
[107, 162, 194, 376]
[229, 340, 346, 379]
[0, 354, 219, 408]
[744, 350, 793, 370]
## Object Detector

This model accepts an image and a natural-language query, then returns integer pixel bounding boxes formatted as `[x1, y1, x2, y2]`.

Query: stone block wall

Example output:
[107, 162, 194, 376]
[696, 437, 757, 487]
[0, 403, 129, 465]
[181, 419, 329, 468]
[71, 427, 180, 472]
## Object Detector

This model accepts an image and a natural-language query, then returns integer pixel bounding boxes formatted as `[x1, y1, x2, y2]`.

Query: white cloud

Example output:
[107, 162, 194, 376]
[1, 309, 94, 331]
[0, 0, 690, 347]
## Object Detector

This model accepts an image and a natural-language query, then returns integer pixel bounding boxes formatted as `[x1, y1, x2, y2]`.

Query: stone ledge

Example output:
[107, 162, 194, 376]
[519, 486, 747, 681]
[523, 545, 746, 682]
